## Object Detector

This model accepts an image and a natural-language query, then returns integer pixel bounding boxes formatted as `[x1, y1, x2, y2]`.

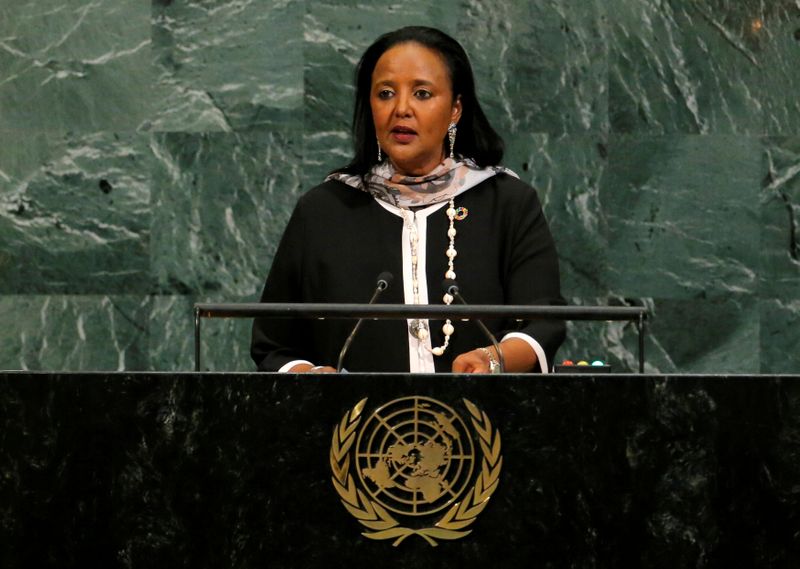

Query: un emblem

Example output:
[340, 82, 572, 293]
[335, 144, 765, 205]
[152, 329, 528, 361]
[330, 396, 502, 546]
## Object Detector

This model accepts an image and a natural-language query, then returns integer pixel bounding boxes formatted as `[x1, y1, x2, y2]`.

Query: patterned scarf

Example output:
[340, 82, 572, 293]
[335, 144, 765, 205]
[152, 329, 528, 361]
[327, 157, 517, 208]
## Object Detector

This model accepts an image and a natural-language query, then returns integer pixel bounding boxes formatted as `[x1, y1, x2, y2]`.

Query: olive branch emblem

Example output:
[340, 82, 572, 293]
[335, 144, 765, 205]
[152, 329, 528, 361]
[330, 397, 502, 546]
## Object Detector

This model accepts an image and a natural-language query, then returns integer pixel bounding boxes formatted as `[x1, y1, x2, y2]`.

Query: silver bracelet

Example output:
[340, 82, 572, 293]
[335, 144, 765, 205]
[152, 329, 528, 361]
[479, 347, 501, 374]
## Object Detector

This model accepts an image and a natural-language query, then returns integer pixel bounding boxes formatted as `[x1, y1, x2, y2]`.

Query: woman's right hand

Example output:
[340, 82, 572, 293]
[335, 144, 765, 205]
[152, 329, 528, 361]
[289, 363, 337, 373]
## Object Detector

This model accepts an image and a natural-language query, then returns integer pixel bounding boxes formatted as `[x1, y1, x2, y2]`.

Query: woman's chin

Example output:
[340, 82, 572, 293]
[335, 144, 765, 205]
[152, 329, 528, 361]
[386, 155, 442, 177]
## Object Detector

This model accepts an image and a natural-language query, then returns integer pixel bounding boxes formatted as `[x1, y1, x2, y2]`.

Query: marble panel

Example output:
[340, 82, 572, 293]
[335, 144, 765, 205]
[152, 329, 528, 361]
[150, 0, 304, 132]
[559, 297, 651, 373]
[149, 295, 254, 372]
[0, 131, 151, 294]
[562, 294, 760, 374]
[456, 0, 609, 136]
[0, 295, 149, 371]
[760, 137, 800, 298]
[646, 295, 759, 374]
[609, 0, 800, 135]
[760, 299, 800, 373]
[0, 0, 155, 133]
[602, 134, 760, 299]
[150, 128, 303, 298]
[505, 133, 609, 298]
[757, 3, 800, 134]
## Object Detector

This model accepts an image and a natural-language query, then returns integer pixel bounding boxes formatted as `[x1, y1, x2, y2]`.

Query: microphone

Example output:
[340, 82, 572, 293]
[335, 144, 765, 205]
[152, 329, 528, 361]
[442, 279, 505, 373]
[375, 271, 393, 291]
[337, 271, 394, 372]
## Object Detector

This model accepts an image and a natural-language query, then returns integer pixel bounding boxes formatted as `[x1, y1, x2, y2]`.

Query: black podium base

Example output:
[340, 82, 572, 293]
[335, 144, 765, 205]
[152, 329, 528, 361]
[1, 372, 798, 568]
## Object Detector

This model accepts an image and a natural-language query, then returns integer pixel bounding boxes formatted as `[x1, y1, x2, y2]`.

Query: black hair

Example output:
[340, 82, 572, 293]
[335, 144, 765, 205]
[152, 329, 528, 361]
[335, 26, 504, 176]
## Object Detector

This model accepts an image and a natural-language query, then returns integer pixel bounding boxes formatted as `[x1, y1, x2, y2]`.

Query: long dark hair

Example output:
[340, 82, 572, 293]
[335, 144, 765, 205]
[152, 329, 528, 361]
[335, 26, 504, 176]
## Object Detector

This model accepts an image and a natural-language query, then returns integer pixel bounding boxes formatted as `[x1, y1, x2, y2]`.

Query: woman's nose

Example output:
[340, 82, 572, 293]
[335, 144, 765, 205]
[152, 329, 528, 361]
[394, 92, 412, 117]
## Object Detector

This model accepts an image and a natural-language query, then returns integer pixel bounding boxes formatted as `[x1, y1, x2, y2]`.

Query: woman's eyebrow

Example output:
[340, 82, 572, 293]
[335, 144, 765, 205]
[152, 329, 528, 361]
[373, 78, 436, 87]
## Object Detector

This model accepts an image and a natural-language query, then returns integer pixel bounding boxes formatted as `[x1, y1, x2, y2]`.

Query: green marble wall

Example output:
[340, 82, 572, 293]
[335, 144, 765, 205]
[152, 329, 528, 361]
[1, 0, 798, 372]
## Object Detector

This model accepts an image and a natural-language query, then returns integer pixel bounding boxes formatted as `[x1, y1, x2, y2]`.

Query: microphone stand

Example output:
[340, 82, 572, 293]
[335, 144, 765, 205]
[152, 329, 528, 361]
[444, 280, 506, 373]
[337, 272, 393, 372]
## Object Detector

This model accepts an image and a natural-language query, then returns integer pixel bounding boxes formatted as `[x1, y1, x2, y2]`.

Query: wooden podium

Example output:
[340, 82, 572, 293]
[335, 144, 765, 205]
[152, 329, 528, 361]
[1, 372, 798, 568]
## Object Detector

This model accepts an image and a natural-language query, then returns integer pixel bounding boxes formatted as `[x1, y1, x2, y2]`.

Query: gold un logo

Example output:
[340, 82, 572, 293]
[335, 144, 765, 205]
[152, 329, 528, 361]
[330, 396, 502, 546]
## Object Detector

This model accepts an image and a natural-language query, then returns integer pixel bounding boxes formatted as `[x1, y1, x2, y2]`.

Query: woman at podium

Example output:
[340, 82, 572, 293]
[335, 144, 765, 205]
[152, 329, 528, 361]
[251, 26, 565, 374]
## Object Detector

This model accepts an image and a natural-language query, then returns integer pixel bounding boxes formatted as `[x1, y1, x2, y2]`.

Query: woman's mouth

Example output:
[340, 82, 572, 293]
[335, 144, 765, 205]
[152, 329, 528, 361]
[390, 126, 417, 143]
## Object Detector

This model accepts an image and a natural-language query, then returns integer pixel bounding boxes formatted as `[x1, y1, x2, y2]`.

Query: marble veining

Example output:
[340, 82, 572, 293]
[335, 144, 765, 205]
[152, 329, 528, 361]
[0, 0, 155, 132]
[0, 296, 148, 371]
[0, 132, 151, 294]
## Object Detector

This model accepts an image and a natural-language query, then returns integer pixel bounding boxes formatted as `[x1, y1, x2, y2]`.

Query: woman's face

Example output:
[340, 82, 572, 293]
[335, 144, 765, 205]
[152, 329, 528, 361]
[371, 42, 462, 176]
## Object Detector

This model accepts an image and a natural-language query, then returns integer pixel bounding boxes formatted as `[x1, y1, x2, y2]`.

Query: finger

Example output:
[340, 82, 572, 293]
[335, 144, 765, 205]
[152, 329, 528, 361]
[453, 353, 482, 373]
[452, 355, 470, 373]
[465, 351, 491, 374]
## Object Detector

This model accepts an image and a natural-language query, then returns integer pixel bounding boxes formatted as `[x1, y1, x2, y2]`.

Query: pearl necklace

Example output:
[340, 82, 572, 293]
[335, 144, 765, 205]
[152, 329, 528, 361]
[404, 198, 458, 356]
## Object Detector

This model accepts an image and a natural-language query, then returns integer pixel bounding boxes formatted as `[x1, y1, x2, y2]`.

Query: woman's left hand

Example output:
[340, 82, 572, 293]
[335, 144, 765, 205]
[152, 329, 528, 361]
[452, 348, 495, 373]
[451, 338, 539, 374]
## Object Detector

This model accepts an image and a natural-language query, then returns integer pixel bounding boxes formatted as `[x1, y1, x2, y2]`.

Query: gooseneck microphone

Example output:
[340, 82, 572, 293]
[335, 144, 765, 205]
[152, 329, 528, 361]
[442, 279, 506, 373]
[337, 271, 394, 372]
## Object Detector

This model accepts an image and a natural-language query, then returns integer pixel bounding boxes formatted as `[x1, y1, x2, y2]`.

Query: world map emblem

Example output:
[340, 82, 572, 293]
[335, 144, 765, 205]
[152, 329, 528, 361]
[330, 396, 502, 546]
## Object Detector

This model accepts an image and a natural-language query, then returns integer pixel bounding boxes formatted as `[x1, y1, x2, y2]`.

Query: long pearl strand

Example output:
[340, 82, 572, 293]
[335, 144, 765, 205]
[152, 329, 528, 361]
[404, 198, 457, 356]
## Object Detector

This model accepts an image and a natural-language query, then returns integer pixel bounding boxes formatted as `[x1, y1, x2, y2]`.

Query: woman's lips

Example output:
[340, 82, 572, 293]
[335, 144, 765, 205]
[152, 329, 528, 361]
[391, 131, 416, 143]
[390, 127, 417, 143]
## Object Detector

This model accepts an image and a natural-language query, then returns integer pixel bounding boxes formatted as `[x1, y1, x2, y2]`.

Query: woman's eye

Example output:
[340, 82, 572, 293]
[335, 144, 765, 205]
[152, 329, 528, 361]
[415, 90, 432, 99]
[377, 89, 394, 100]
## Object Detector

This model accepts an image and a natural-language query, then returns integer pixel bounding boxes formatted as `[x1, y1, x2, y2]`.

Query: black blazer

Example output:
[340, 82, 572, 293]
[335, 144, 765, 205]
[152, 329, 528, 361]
[251, 173, 566, 372]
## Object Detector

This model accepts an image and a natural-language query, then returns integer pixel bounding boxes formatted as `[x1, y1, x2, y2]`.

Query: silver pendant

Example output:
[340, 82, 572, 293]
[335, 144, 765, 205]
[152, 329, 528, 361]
[408, 319, 429, 340]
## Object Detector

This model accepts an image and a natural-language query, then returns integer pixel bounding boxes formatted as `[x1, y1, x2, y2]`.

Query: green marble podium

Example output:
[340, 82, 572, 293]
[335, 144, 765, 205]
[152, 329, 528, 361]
[1, 372, 798, 568]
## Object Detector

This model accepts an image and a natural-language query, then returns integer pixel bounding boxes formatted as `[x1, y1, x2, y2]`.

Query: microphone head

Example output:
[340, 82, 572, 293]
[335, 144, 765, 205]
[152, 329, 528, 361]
[442, 278, 459, 296]
[376, 271, 394, 290]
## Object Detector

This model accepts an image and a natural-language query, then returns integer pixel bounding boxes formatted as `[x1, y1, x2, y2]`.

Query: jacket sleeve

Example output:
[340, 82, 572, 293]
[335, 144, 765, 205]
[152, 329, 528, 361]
[498, 185, 566, 369]
[250, 198, 311, 371]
